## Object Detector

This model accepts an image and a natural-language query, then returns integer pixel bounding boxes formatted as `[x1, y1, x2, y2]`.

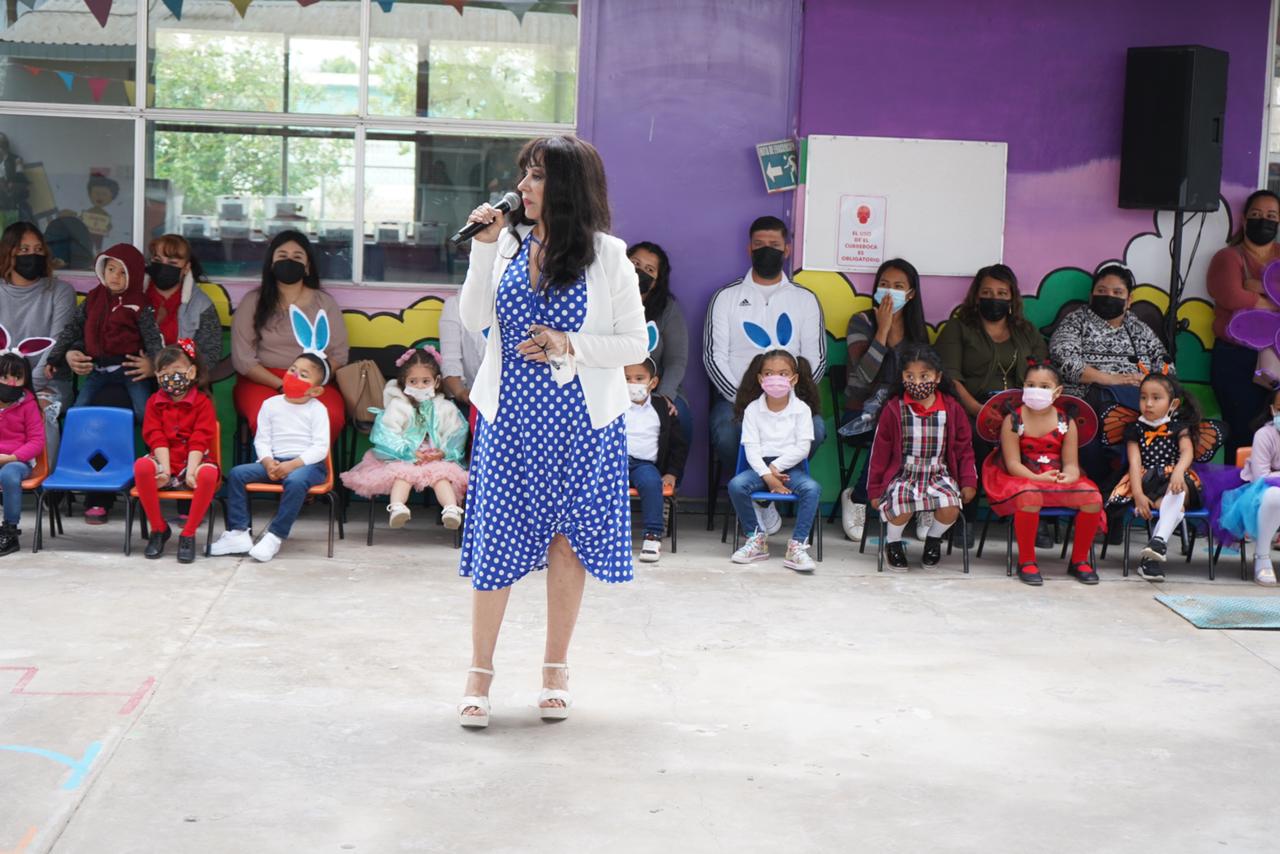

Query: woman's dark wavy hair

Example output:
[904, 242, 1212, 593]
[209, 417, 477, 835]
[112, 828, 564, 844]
[870, 258, 928, 344]
[1140, 372, 1203, 439]
[0, 353, 34, 395]
[0, 221, 51, 280]
[955, 263, 1034, 336]
[733, 349, 821, 420]
[509, 136, 611, 292]
[887, 342, 958, 399]
[627, 241, 673, 323]
[1229, 189, 1280, 246]
[254, 230, 322, 342]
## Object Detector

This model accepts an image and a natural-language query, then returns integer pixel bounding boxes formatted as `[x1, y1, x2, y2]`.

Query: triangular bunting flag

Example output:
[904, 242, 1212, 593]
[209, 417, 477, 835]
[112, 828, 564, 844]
[296, 0, 321, 5]
[82, 0, 112, 27]
[87, 77, 110, 102]
[375, 0, 394, 9]
[569, 3, 578, 15]
[161, 0, 183, 18]
[501, 0, 535, 21]
[229, 0, 253, 18]
[22, 65, 41, 76]
[19, 0, 37, 7]
[56, 71, 75, 91]
[443, 0, 466, 13]
[122, 80, 136, 105]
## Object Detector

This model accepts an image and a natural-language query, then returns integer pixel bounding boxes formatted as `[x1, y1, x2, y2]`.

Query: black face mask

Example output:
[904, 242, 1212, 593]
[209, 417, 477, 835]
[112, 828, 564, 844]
[751, 246, 785, 280]
[635, 269, 655, 293]
[1246, 217, 1278, 246]
[1090, 294, 1127, 321]
[977, 298, 1011, 322]
[12, 254, 46, 281]
[272, 259, 306, 285]
[0, 384, 23, 403]
[147, 261, 183, 290]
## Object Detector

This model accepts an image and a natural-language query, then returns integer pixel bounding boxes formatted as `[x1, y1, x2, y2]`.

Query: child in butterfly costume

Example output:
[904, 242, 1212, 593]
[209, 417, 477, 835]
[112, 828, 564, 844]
[1101, 369, 1221, 581]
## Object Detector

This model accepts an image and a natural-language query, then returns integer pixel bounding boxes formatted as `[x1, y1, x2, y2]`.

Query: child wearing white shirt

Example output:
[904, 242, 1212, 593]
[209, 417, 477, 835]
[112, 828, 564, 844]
[729, 349, 822, 572]
[624, 358, 688, 564]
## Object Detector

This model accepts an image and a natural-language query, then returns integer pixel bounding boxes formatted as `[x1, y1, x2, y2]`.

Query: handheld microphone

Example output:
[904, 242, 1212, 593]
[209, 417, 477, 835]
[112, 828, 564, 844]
[450, 192, 522, 244]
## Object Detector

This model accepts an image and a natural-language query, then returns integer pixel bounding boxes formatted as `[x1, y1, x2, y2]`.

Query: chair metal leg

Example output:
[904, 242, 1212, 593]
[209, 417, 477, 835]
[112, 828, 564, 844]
[366, 495, 376, 546]
[815, 508, 823, 562]
[33, 491, 46, 553]
[123, 492, 134, 556]
[959, 515, 970, 574]
[669, 497, 678, 554]
[705, 453, 720, 532]
[204, 499, 224, 556]
[1005, 516, 1014, 577]
[326, 493, 336, 558]
[859, 506, 874, 554]
[876, 524, 884, 572]
[1122, 512, 1133, 577]
[977, 514, 991, 559]
[1207, 522, 1216, 581]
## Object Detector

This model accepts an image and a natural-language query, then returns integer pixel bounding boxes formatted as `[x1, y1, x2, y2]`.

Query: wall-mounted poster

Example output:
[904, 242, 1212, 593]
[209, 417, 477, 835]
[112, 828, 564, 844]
[836, 194, 886, 271]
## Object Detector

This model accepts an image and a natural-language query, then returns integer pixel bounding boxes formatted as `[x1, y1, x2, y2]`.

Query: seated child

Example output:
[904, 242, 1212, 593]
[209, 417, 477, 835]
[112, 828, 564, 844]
[133, 341, 220, 564]
[341, 347, 468, 530]
[729, 349, 822, 573]
[624, 358, 688, 563]
[48, 243, 161, 422]
[0, 342, 50, 556]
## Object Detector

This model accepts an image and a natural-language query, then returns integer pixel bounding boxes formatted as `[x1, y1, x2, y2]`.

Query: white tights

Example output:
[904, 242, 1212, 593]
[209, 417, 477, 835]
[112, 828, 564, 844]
[1254, 488, 1280, 566]
[1151, 490, 1186, 543]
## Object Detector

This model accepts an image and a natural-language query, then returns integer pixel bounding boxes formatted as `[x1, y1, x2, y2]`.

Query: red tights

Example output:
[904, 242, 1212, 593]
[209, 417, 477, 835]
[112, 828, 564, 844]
[1014, 508, 1102, 567]
[133, 457, 220, 537]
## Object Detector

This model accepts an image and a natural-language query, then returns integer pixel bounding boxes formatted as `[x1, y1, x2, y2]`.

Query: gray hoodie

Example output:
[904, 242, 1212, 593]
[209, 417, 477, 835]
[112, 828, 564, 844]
[0, 274, 76, 393]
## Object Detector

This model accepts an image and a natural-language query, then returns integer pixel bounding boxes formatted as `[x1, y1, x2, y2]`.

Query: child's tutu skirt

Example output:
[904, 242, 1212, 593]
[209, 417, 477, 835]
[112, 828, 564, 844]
[340, 450, 468, 498]
[1196, 463, 1280, 545]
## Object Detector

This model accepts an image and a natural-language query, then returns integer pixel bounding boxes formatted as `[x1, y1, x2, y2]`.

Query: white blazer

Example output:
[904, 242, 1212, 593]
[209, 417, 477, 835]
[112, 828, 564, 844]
[459, 224, 648, 429]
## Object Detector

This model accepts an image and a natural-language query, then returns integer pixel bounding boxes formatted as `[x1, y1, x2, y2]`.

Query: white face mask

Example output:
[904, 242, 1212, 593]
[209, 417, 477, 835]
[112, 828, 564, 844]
[627, 383, 650, 404]
[1138, 413, 1171, 428]
[404, 383, 434, 402]
[1021, 386, 1055, 411]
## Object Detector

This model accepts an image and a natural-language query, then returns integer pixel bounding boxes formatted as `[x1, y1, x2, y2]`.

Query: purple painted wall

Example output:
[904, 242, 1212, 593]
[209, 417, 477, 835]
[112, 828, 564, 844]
[580, 0, 803, 492]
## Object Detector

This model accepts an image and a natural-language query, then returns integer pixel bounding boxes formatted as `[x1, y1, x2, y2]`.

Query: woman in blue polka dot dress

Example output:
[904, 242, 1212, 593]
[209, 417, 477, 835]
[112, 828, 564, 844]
[455, 137, 648, 728]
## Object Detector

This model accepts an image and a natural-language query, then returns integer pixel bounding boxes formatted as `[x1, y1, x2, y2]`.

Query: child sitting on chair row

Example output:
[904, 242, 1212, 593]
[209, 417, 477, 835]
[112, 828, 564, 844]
[212, 307, 332, 563]
[341, 346, 468, 530]
[729, 349, 822, 573]
[0, 329, 52, 556]
[624, 357, 687, 563]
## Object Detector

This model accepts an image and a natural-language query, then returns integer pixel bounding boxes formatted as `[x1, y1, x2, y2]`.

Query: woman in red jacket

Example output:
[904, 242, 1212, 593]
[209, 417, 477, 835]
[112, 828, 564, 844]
[132, 340, 220, 564]
[867, 343, 978, 570]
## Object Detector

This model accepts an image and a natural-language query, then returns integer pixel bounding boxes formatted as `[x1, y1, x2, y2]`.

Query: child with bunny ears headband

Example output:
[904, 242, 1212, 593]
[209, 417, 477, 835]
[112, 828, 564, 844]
[0, 323, 53, 556]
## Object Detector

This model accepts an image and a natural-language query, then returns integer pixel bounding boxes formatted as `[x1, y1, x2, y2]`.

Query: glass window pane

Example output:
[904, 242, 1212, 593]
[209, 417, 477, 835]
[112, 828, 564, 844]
[362, 130, 526, 284]
[148, 122, 355, 280]
[151, 0, 361, 115]
[0, 114, 134, 270]
[369, 0, 578, 122]
[0, 1, 138, 107]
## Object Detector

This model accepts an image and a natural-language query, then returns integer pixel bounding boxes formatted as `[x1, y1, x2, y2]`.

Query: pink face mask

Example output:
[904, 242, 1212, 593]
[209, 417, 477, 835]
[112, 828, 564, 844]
[761, 375, 794, 399]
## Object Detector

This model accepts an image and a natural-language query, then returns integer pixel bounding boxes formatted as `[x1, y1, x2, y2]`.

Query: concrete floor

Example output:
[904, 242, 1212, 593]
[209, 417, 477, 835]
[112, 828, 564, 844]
[2, 504, 1279, 854]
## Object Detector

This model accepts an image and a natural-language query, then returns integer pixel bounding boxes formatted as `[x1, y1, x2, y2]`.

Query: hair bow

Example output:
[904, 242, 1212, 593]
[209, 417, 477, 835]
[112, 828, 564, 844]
[395, 344, 443, 368]
[1135, 358, 1172, 376]
[176, 338, 198, 361]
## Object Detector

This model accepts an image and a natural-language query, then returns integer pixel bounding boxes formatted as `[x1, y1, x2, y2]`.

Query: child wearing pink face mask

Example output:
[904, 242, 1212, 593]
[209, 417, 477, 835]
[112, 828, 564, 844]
[729, 349, 823, 571]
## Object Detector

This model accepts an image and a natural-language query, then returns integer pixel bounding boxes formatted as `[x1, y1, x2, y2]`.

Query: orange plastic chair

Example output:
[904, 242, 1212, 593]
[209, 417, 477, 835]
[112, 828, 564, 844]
[1237, 447, 1253, 468]
[242, 453, 343, 558]
[20, 447, 60, 542]
[126, 422, 225, 557]
[627, 482, 678, 553]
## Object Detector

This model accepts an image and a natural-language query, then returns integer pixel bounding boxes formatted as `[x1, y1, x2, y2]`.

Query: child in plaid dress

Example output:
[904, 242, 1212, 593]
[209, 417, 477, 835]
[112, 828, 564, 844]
[868, 343, 978, 570]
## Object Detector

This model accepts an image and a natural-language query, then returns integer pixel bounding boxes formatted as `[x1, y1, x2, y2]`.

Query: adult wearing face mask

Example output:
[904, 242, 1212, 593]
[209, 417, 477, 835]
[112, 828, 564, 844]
[143, 234, 222, 375]
[1208, 190, 1280, 462]
[627, 241, 691, 444]
[703, 216, 826, 471]
[231, 230, 349, 439]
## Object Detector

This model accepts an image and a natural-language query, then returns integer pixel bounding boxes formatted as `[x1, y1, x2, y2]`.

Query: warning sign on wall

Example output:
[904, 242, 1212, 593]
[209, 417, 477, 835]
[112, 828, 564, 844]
[836, 194, 887, 271]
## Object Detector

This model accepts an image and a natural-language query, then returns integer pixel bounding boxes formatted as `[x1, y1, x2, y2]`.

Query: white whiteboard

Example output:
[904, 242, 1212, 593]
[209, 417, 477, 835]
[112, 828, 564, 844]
[800, 135, 1007, 276]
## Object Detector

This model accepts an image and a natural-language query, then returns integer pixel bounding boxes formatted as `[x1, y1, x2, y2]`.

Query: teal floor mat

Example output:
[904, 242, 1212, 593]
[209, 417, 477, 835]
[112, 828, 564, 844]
[1155, 594, 1280, 629]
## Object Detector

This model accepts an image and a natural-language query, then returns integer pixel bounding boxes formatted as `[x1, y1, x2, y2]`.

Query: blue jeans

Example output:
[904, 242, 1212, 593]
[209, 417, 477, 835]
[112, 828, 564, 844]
[225, 458, 327, 539]
[72, 370, 151, 423]
[1, 460, 32, 525]
[729, 460, 821, 542]
[673, 395, 694, 450]
[710, 397, 826, 470]
[628, 457, 665, 537]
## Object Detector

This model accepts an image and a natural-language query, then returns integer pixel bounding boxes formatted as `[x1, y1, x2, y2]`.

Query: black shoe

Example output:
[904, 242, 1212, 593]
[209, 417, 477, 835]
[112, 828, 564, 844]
[1017, 562, 1043, 586]
[0, 522, 18, 557]
[144, 526, 171, 559]
[1137, 556, 1165, 581]
[1068, 563, 1100, 585]
[922, 536, 943, 566]
[1036, 520, 1056, 549]
[886, 540, 909, 569]
[176, 535, 196, 564]
[1140, 537, 1168, 563]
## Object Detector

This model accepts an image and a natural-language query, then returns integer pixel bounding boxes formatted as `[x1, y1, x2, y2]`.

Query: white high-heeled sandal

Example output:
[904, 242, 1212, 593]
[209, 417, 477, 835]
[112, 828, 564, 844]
[458, 666, 494, 728]
[539, 662, 571, 721]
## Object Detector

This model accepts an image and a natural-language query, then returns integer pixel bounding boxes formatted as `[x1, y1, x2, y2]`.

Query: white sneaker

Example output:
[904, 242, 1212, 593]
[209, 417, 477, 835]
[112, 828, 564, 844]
[754, 501, 782, 536]
[387, 502, 411, 529]
[732, 531, 769, 564]
[915, 511, 934, 542]
[783, 539, 815, 572]
[1255, 558, 1277, 586]
[248, 532, 283, 563]
[639, 534, 661, 563]
[441, 505, 464, 530]
[840, 489, 865, 541]
[209, 529, 253, 556]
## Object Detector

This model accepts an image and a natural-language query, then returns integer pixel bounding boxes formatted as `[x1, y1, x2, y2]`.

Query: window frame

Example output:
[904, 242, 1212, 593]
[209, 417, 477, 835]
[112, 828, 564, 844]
[0, 0, 579, 288]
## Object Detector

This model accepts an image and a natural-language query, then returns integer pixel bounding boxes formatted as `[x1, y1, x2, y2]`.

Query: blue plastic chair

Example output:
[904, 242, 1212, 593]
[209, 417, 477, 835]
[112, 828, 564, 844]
[34, 407, 136, 554]
[1110, 507, 1216, 580]
[726, 447, 823, 561]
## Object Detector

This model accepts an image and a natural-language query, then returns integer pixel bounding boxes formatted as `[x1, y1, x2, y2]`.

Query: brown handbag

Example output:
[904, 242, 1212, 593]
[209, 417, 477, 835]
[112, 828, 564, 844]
[334, 359, 386, 432]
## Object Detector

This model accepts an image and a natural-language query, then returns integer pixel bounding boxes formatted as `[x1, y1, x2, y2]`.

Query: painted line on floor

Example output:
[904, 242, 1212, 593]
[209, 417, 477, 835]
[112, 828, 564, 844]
[0, 826, 37, 854]
[1, 667, 156, 715]
[0, 742, 102, 790]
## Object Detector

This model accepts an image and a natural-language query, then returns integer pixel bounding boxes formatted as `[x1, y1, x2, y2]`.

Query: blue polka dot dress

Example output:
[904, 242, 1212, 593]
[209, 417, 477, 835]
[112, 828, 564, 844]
[459, 234, 634, 590]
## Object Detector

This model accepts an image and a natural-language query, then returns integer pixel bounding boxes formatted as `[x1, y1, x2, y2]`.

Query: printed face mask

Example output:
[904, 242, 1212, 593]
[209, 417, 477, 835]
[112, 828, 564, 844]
[904, 378, 937, 400]
[404, 383, 434, 402]
[272, 259, 306, 285]
[627, 382, 651, 404]
[1246, 217, 1278, 246]
[1022, 386, 1055, 410]
[760, 375, 793, 399]
[874, 288, 908, 312]
[282, 371, 313, 398]
[158, 371, 192, 396]
[0, 383, 22, 403]
[1090, 294, 1127, 321]
[12, 254, 46, 281]
[147, 261, 183, 290]
[750, 246, 785, 279]
[978, 298, 1011, 322]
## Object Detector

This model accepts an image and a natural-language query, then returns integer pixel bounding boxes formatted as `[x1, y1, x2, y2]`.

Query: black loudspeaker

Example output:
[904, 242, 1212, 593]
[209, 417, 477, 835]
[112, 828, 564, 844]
[1119, 45, 1228, 211]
